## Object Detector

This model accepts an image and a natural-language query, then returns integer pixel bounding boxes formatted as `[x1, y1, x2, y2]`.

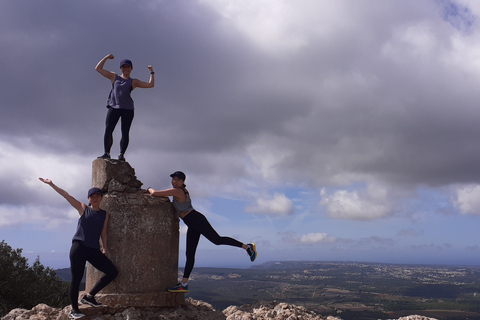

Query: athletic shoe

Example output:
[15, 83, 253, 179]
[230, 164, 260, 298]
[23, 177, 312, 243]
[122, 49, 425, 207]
[68, 309, 85, 319]
[246, 243, 257, 262]
[98, 153, 111, 159]
[167, 283, 189, 293]
[118, 154, 125, 161]
[80, 294, 103, 307]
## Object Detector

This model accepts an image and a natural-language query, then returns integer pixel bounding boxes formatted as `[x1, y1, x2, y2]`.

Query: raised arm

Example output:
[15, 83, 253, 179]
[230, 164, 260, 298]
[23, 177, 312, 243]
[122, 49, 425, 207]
[95, 54, 117, 82]
[39, 178, 86, 216]
[147, 187, 184, 201]
[132, 65, 155, 89]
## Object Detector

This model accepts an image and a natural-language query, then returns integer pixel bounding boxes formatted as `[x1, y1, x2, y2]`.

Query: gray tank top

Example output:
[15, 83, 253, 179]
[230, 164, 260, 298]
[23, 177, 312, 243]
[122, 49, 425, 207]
[172, 187, 194, 214]
[107, 75, 134, 110]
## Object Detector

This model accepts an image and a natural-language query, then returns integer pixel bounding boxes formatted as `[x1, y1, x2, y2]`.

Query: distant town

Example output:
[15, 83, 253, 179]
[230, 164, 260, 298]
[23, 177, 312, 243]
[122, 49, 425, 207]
[182, 261, 480, 320]
[56, 260, 480, 319]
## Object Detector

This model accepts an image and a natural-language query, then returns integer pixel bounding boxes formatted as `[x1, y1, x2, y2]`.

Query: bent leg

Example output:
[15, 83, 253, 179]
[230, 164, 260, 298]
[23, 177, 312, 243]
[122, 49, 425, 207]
[86, 250, 118, 296]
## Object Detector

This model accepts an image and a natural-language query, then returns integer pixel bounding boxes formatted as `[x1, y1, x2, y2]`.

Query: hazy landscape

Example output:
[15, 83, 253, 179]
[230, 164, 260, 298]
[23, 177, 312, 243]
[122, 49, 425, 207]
[57, 260, 480, 320]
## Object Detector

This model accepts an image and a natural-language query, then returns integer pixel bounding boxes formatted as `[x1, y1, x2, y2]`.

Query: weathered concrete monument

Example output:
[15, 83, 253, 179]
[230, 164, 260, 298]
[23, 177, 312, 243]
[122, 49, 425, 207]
[85, 159, 183, 307]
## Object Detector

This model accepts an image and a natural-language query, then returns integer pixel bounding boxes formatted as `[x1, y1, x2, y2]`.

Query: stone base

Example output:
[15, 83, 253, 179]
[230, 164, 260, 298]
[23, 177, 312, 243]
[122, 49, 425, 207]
[83, 292, 184, 308]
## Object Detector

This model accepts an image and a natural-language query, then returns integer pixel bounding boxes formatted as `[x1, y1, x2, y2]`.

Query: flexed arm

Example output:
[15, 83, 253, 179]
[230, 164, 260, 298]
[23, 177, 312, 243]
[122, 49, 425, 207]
[95, 54, 117, 82]
[39, 178, 86, 216]
[132, 65, 155, 89]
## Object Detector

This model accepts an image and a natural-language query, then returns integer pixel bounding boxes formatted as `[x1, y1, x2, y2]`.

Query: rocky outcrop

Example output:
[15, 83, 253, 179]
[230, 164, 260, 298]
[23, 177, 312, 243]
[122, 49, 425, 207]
[398, 316, 438, 320]
[87, 159, 182, 307]
[0, 299, 438, 320]
[224, 300, 340, 320]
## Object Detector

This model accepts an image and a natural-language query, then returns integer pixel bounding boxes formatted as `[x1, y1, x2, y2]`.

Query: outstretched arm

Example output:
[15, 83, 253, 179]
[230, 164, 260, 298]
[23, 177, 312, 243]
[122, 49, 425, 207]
[95, 54, 117, 82]
[147, 187, 184, 201]
[39, 178, 86, 216]
[132, 65, 155, 89]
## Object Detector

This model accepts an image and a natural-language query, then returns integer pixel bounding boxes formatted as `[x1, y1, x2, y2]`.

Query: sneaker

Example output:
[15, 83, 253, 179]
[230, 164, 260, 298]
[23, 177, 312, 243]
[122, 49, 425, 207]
[118, 154, 125, 161]
[167, 283, 189, 293]
[69, 309, 85, 319]
[246, 243, 257, 262]
[98, 153, 111, 159]
[80, 294, 103, 307]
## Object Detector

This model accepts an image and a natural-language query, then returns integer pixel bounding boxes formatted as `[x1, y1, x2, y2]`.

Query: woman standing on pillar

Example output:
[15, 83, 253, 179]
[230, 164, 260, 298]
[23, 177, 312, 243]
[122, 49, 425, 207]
[147, 171, 257, 293]
[95, 53, 155, 162]
[39, 178, 118, 319]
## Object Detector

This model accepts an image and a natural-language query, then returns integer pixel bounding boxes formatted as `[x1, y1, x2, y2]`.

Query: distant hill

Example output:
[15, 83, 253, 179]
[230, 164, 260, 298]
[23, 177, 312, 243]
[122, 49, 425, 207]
[55, 267, 85, 290]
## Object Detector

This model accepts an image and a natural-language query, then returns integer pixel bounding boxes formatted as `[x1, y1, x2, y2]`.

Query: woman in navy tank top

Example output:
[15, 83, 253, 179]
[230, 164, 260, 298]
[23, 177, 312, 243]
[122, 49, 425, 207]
[39, 178, 118, 319]
[95, 53, 155, 162]
[147, 171, 257, 293]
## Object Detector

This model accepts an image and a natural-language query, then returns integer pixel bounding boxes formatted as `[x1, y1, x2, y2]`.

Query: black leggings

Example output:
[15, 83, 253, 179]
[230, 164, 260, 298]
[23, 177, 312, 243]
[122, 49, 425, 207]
[69, 241, 118, 310]
[181, 210, 243, 279]
[103, 108, 134, 154]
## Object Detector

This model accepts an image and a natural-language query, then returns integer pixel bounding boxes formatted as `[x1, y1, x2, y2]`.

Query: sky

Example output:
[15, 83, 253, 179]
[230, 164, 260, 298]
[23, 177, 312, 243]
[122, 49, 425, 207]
[2, 0, 480, 270]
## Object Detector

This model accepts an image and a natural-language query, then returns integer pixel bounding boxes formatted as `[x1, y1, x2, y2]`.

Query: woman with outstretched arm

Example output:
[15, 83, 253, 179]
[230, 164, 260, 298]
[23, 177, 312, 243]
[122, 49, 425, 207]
[147, 171, 257, 293]
[39, 178, 118, 319]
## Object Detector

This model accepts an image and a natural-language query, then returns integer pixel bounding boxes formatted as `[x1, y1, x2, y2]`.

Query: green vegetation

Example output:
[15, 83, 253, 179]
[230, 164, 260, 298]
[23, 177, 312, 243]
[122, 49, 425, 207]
[0, 240, 69, 317]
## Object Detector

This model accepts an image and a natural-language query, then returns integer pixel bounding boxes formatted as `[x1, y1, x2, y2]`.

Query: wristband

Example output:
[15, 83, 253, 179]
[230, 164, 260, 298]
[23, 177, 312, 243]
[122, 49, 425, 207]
[150, 72, 155, 74]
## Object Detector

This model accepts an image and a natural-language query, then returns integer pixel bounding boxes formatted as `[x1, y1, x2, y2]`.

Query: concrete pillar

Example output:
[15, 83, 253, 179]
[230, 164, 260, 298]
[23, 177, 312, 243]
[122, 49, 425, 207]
[85, 159, 183, 307]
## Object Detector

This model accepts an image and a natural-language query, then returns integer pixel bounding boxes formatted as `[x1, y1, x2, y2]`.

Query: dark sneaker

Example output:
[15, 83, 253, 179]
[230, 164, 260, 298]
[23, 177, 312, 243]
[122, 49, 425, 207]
[98, 153, 111, 159]
[69, 309, 85, 319]
[246, 243, 257, 262]
[80, 294, 102, 307]
[118, 154, 125, 161]
[167, 283, 188, 293]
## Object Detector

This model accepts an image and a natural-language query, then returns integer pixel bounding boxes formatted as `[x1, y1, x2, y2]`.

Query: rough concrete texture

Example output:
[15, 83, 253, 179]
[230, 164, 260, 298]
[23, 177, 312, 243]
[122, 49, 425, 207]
[86, 159, 183, 307]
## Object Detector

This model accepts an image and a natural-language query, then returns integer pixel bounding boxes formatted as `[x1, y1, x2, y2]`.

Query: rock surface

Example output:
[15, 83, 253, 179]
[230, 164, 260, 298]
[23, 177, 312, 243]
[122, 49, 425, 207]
[0, 299, 438, 320]
[87, 159, 182, 307]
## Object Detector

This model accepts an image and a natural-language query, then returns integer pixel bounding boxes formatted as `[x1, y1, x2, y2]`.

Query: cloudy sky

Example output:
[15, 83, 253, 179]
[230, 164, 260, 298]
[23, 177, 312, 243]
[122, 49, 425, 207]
[2, 0, 480, 269]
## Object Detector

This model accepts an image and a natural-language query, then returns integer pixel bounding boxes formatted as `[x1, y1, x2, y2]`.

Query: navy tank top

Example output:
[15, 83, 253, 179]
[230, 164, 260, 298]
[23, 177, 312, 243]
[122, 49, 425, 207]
[72, 206, 107, 249]
[107, 75, 134, 110]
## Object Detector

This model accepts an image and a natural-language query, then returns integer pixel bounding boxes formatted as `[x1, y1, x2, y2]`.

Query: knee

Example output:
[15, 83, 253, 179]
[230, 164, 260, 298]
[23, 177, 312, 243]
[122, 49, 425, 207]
[211, 237, 222, 246]
[112, 267, 119, 278]
[108, 266, 119, 279]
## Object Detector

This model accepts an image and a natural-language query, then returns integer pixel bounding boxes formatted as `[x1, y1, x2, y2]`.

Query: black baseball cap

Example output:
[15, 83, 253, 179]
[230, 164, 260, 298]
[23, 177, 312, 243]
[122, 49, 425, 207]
[87, 187, 104, 198]
[120, 59, 133, 68]
[170, 171, 186, 180]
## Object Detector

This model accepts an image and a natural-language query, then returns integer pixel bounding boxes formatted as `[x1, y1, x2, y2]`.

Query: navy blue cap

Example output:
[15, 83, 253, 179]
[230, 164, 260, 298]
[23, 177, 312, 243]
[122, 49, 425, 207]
[119, 59, 133, 68]
[87, 187, 104, 198]
[170, 171, 186, 181]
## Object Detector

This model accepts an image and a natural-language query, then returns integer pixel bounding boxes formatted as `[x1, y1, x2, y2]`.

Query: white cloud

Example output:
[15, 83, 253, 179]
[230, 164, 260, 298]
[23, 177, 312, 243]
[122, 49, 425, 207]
[455, 184, 480, 215]
[200, 0, 318, 54]
[0, 204, 75, 229]
[320, 184, 391, 221]
[300, 232, 335, 244]
[245, 192, 294, 216]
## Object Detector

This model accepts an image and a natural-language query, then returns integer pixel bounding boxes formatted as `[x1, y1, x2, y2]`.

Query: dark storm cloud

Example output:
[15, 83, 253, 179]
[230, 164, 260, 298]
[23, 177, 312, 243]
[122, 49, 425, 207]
[1, 0, 480, 210]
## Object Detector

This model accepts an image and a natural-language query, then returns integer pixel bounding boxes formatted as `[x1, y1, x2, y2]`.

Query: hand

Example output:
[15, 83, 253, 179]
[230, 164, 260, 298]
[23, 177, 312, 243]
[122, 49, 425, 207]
[39, 178, 53, 185]
[107, 54, 115, 59]
[147, 65, 154, 72]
